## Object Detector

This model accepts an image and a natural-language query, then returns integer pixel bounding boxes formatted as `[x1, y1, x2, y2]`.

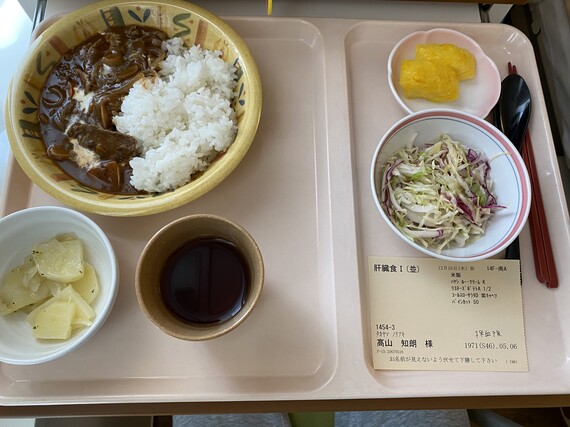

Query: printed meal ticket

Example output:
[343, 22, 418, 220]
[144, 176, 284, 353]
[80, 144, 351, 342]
[368, 257, 528, 372]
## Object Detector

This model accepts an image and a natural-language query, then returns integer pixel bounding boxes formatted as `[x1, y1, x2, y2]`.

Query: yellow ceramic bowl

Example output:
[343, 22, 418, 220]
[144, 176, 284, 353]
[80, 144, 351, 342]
[5, 0, 261, 216]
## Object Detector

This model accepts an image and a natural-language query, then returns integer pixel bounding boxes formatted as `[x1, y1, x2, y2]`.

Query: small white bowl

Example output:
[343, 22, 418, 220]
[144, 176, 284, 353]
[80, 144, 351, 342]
[0, 207, 118, 364]
[388, 28, 501, 118]
[370, 109, 531, 262]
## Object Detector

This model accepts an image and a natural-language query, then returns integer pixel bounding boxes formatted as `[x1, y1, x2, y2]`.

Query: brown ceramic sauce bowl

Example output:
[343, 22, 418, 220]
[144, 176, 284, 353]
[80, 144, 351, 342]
[135, 214, 264, 340]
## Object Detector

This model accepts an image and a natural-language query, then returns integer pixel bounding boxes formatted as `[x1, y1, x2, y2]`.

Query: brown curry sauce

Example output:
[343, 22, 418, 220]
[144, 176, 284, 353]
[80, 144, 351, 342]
[38, 25, 168, 194]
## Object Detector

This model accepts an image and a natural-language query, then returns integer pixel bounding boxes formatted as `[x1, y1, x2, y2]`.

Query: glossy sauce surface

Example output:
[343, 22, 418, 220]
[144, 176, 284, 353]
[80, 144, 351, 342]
[160, 237, 250, 324]
[38, 25, 167, 194]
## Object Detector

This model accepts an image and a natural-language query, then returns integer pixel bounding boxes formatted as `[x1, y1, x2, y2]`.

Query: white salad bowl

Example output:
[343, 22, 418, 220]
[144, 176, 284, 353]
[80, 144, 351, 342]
[370, 109, 531, 262]
[0, 206, 118, 365]
[388, 28, 501, 118]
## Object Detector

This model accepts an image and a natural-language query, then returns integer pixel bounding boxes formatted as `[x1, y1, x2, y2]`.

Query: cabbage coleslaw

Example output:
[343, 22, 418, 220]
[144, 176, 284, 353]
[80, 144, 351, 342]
[380, 134, 505, 252]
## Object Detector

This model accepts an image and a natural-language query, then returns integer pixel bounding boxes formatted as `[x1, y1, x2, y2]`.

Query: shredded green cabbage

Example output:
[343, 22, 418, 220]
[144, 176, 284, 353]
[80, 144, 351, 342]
[380, 134, 504, 252]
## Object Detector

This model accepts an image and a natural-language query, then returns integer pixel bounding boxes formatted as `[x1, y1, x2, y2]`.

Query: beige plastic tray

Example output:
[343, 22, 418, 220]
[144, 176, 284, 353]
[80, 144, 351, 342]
[0, 17, 569, 406]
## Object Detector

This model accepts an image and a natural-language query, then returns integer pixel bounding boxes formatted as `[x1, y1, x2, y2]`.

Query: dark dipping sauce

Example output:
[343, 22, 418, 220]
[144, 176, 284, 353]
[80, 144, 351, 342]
[38, 25, 168, 194]
[160, 237, 250, 325]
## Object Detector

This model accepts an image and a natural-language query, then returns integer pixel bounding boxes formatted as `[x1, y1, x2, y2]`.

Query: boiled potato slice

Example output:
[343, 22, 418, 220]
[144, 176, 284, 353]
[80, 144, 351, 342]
[19, 280, 66, 314]
[56, 233, 78, 242]
[0, 264, 50, 315]
[31, 300, 75, 340]
[59, 285, 95, 326]
[8, 255, 43, 292]
[0, 235, 99, 340]
[70, 262, 99, 304]
[27, 295, 55, 325]
[19, 298, 50, 315]
[0, 301, 10, 315]
[32, 239, 84, 282]
[27, 285, 94, 329]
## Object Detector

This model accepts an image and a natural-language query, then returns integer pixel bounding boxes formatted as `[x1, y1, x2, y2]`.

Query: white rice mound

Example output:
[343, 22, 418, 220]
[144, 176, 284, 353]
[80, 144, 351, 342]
[113, 38, 238, 193]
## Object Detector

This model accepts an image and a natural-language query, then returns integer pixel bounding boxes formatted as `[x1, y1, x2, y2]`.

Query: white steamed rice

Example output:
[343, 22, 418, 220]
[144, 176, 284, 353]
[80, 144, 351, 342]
[113, 38, 238, 193]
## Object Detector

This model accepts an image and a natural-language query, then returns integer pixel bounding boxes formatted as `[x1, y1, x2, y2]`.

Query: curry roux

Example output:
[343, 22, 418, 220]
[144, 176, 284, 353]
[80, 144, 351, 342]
[38, 25, 168, 194]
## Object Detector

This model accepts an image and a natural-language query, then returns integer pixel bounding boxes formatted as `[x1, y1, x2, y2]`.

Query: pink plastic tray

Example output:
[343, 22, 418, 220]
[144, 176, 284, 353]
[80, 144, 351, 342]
[1, 17, 568, 406]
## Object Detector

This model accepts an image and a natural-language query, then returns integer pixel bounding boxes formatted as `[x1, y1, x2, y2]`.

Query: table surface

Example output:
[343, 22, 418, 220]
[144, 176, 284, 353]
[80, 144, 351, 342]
[2, 0, 568, 418]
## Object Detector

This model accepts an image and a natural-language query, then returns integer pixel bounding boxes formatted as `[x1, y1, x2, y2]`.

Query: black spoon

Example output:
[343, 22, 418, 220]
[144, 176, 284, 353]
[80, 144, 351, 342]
[495, 74, 532, 152]
[494, 74, 532, 259]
